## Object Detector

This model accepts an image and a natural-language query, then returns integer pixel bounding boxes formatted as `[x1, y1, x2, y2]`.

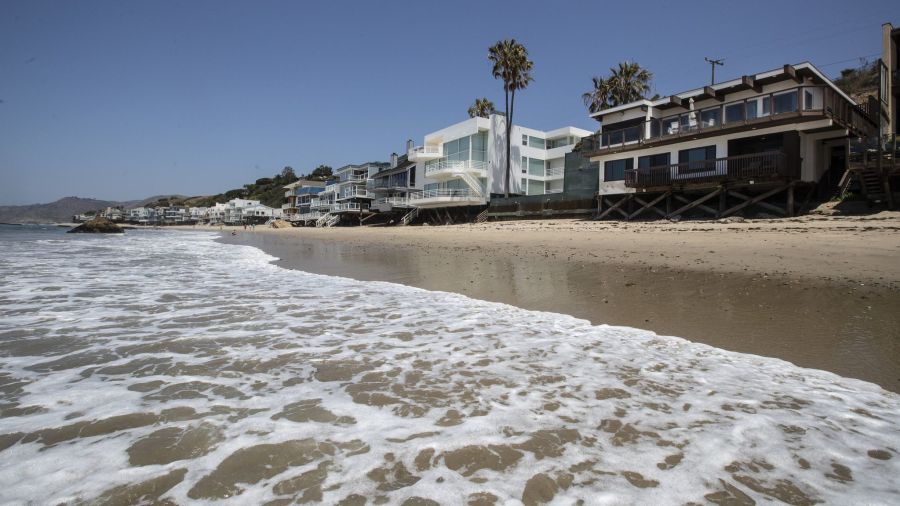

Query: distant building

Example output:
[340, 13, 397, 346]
[282, 179, 326, 219]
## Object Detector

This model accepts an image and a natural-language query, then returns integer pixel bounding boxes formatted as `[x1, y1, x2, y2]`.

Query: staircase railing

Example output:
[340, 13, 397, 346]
[458, 172, 485, 198]
[475, 208, 489, 223]
[326, 214, 340, 227]
[401, 207, 419, 226]
[315, 214, 329, 227]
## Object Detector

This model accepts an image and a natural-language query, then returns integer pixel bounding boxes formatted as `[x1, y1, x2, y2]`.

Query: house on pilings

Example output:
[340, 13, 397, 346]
[580, 62, 882, 221]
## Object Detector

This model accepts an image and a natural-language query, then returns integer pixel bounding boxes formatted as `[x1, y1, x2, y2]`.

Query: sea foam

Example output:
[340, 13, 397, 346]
[0, 229, 897, 505]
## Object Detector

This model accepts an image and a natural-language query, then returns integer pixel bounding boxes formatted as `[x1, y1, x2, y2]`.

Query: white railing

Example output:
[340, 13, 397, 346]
[408, 188, 484, 203]
[331, 202, 363, 212]
[545, 167, 565, 178]
[424, 159, 489, 177]
[545, 188, 564, 194]
[297, 211, 323, 221]
[337, 189, 369, 200]
[338, 174, 367, 183]
[377, 195, 419, 207]
[408, 145, 443, 160]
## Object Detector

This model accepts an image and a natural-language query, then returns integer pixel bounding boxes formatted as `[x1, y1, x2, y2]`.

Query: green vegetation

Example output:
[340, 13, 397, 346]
[488, 39, 533, 197]
[583, 61, 654, 114]
[834, 60, 879, 103]
[467, 97, 496, 118]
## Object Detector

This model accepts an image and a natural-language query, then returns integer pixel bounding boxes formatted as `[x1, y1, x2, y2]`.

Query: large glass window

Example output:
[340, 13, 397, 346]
[528, 136, 546, 149]
[638, 153, 671, 169]
[604, 157, 633, 181]
[700, 107, 721, 127]
[773, 91, 798, 114]
[678, 146, 717, 173]
[725, 102, 745, 123]
[528, 158, 544, 176]
[472, 132, 487, 161]
[528, 179, 545, 195]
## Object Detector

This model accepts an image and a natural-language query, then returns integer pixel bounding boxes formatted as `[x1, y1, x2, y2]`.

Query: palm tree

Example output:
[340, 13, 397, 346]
[467, 97, 496, 118]
[583, 61, 652, 113]
[582, 76, 613, 114]
[488, 39, 534, 197]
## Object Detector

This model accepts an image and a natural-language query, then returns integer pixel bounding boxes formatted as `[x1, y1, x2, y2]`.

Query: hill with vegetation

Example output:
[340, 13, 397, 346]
[1, 165, 335, 223]
[158, 165, 334, 209]
[834, 60, 880, 105]
[0, 195, 183, 224]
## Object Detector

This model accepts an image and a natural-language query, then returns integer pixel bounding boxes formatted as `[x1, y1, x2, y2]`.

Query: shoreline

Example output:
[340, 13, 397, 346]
[215, 216, 900, 392]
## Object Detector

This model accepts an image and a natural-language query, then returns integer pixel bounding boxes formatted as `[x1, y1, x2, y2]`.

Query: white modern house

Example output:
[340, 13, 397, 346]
[407, 113, 591, 210]
[219, 199, 275, 224]
[580, 63, 877, 219]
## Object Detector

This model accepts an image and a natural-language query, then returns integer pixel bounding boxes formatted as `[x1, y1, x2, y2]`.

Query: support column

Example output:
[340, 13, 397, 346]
[718, 185, 727, 218]
[786, 184, 795, 217]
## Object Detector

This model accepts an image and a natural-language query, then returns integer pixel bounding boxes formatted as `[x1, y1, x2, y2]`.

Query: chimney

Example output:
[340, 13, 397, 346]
[390, 152, 398, 168]
[407, 139, 414, 152]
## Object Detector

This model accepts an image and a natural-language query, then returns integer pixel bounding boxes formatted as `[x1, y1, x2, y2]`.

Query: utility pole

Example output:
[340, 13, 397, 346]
[705, 57, 724, 85]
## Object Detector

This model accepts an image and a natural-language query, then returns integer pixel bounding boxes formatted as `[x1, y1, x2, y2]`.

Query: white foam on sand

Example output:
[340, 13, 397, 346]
[0, 229, 897, 505]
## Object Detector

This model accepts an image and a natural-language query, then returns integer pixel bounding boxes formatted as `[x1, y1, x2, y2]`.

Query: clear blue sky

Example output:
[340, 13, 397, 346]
[0, 0, 895, 205]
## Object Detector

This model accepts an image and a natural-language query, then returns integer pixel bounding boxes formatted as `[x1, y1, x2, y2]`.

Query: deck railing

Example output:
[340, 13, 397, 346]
[583, 85, 878, 155]
[408, 188, 483, 203]
[624, 151, 788, 188]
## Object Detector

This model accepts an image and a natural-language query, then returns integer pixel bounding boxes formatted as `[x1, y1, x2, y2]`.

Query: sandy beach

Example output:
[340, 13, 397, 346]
[218, 213, 900, 391]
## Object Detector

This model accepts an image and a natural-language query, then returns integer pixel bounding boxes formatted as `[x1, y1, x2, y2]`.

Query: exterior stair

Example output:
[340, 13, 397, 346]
[315, 214, 329, 228]
[400, 207, 419, 226]
[325, 214, 340, 227]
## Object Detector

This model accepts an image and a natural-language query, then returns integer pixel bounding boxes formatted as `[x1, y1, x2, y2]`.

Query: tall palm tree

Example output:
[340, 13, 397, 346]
[467, 97, 496, 118]
[583, 61, 652, 113]
[488, 39, 533, 197]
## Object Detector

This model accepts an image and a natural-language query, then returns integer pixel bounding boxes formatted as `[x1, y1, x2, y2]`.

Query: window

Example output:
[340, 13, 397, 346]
[638, 153, 671, 169]
[529, 158, 544, 176]
[725, 102, 745, 123]
[678, 146, 716, 173]
[803, 89, 814, 110]
[773, 91, 798, 114]
[528, 136, 546, 149]
[604, 157, 633, 182]
[700, 107, 721, 127]
[522, 134, 528, 146]
[521, 156, 528, 174]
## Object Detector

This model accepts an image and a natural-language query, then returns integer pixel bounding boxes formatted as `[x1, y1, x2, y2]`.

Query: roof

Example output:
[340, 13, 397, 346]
[283, 179, 327, 189]
[590, 62, 856, 120]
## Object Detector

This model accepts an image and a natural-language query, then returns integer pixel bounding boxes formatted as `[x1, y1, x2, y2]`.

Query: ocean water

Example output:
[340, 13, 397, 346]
[0, 225, 898, 505]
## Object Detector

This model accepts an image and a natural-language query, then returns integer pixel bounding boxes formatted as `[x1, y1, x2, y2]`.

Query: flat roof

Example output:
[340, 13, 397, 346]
[590, 62, 855, 120]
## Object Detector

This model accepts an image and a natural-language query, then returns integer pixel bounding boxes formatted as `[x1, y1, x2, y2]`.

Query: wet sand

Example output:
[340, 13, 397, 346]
[218, 215, 900, 392]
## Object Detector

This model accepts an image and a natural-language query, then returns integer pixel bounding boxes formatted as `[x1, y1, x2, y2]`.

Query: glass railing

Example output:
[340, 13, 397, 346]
[583, 85, 875, 154]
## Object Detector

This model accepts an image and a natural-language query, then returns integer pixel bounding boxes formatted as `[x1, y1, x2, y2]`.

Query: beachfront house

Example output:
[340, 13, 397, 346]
[127, 207, 155, 225]
[407, 113, 591, 221]
[580, 62, 879, 220]
[334, 162, 388, 216]
[367, 142, 421, 223]
[221, 199, 275, 225]
[282, 179, 326, 220]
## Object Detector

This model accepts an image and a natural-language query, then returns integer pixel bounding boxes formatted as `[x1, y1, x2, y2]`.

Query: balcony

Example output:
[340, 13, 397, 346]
[331, 202, 366, 213]
[624, 151, 790, 189]
[375, 195, 418, 209]
[424, 159, 489, 179]
[408, 145, 443, 162]
[545, 167, 565, 179]
[335, 188, 370, 201]
[408, 188, 486, 208]
[582, 85, 878, 156]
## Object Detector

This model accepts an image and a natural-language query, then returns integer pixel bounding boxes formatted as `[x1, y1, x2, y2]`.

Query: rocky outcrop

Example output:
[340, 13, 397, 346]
[68, 217, 124, 234]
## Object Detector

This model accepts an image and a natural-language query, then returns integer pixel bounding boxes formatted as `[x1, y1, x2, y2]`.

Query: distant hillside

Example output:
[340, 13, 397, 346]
[834, 60, 879, 105]
[0, 166, 327, 223]
[0, 195, 185, 224]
